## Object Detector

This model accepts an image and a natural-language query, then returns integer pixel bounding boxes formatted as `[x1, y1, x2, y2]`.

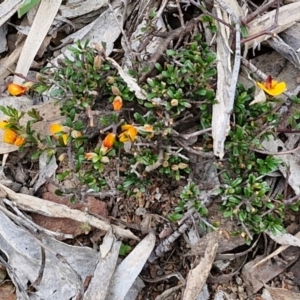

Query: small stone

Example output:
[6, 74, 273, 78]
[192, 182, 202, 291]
[11, 182, 22, 192]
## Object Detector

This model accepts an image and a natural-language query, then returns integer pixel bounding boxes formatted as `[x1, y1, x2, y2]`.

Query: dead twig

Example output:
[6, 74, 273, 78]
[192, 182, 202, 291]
[250, 145, 300, 155]
[241, 0, 277, 25]
[148, 209, 202, 263]
[241, 0, 280, 44]
[174, 137, 215, 158]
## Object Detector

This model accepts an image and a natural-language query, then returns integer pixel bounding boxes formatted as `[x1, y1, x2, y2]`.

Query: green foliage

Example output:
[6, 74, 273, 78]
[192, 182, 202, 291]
[119, 243, 132, 256]
[216, 84, 291, 235]
[18, 0, 41, 18]
[143, 34, 216, 120]
[169, 182, 208, 222]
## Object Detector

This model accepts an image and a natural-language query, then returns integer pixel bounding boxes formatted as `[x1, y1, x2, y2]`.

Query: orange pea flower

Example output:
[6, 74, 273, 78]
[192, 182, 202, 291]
[7, 83, 27, 96]
[100, 133, 115, 154]
[3, 129, 17, 144]
[112, 96, 123, 111]
[2, 129, 26, 146]
[119, 124, 138, 143]
[0, 121, 26, 146]
[49, 124, 68, 145]
[257, 75, 286, 96]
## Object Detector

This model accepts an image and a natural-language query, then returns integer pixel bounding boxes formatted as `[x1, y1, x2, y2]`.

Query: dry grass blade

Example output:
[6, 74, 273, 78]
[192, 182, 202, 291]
[0, 0, 23, 27]
[13, 0, 62, 84]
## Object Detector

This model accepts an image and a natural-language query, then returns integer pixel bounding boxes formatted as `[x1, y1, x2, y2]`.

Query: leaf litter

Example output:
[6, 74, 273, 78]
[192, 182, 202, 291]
[1, 0, 300, 299]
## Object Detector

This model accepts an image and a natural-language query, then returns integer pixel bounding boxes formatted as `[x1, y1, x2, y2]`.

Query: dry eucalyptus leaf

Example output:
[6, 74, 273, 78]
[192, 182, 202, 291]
[33, 151, 58, 192]
[183, 234, 218, 300]
[84, 235, 121, 300]
[261, 136, 300, 194]
[249, 88, 266, 105]
[0, 209, 98, 299]
[267, 230, 300, 247]
[107, 232, 156, 300]
[106, 57, 147, 100]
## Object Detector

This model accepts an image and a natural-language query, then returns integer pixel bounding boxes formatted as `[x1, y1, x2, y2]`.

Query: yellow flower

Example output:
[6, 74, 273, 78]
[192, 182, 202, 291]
[119, 124, 138, 142]
[112, 96, 123, 111]
[257, 76, 286, 96]
[3, 129, 17, 144]
[0, 121, 8, 129]
[50, 124, 68, 145]
[7, 83, 27, 96]
[100, 133, 115, 154]
[85, 152, 98, 160]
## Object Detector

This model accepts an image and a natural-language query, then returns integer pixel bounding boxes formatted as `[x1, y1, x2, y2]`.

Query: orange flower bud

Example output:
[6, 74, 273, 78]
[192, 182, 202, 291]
[14, 136, 26, 146]
[100, 133, 115, 154]
[112, 96, 123, 111]
[71, 130, 82, 138]
[85, 152, 98, 160]
[103, 133, 115, 148]
[107, 76, 115, 84]
[7, 83, 27, 96]
[93, 55, 102, 70]
[111, 86, 121, 96]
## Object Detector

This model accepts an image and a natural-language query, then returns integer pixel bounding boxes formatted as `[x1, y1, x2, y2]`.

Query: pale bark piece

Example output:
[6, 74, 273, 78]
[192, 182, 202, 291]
[212, 0, 241, 159]
[245, 2, 300, 49]
[14, 0, 62, 84]
[0, 0, 23, 27]
[107, 232, 156, 300]
[183, 235, 218, 300]
[0, 183, 139, 240]
[0, 23, 7, 54]
[55, 0, 133, 63]
[0, 40, 24, 81]
[265, 287, 300, 300]
[59, 0, 109, 18]
[84, 234, 121, 300]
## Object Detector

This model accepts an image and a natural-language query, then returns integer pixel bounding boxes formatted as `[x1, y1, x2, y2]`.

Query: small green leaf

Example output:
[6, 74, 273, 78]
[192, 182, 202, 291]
[18, 0, 41, 18]
[119, 244, 132, 256]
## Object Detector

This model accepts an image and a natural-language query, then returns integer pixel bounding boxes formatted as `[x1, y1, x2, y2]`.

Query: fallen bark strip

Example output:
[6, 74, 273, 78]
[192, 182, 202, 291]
[0, 183, 139, 241]
[182, 234, 218, 300]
